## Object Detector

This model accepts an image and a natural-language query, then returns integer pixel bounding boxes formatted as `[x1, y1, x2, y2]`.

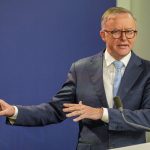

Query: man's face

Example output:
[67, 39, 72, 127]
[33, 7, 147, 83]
[100, 13, 137, 60]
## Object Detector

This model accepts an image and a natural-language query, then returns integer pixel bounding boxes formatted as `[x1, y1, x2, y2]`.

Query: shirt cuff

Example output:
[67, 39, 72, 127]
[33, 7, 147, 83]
[101, 108, 109, 123]
[8, 106, 18, 124]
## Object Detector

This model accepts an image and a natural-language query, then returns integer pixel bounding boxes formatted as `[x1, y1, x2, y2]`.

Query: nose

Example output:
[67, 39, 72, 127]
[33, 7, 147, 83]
[120, 31, 127, 40]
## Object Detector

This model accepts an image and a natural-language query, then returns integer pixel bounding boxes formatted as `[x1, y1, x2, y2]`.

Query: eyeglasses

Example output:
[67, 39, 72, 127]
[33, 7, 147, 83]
[103, 29, 138, 39]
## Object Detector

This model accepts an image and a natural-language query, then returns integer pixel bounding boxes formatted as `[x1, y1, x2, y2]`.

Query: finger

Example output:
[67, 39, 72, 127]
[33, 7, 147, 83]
[63, 101, 83, 107]
[0, 110, 7, 116]
[63, 106, 81, 112]
[63, 103, 78, 107]
[66, 110, 83, 117]
[73, 115, 85, 122]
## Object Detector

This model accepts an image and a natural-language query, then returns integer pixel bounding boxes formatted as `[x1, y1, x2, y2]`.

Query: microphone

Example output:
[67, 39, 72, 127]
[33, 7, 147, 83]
[113, 96, 150, 131]
[113, 96, 123, 112]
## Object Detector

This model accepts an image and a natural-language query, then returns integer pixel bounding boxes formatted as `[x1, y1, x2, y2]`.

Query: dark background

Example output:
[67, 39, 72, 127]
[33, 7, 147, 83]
[0, 1, 116, 149]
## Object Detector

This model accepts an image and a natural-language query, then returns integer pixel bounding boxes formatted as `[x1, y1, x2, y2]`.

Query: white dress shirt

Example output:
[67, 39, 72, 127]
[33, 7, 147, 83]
[101, 49, 131, 123]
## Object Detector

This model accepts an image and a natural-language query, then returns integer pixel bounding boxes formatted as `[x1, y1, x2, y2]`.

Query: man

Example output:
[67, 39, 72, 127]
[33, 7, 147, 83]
[0, 7, 150, 149]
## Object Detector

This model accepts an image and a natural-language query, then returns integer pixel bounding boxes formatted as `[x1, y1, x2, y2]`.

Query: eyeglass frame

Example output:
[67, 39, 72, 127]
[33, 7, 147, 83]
[103, 29, 138, 39]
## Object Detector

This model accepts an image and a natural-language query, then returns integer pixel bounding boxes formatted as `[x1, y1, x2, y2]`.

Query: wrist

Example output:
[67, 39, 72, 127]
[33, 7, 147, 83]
[9, 106, 18, 119]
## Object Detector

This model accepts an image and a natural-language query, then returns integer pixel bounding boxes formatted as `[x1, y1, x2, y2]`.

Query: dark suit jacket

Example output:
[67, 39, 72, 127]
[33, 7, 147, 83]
[10, 50, 150, 149]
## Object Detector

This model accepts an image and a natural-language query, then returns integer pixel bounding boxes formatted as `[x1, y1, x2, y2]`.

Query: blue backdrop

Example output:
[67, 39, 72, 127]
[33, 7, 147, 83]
[0, 1, 116, 150]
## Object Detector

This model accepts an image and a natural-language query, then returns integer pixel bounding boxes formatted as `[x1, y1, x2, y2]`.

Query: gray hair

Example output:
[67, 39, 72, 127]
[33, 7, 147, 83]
[101, 7, 136, 29]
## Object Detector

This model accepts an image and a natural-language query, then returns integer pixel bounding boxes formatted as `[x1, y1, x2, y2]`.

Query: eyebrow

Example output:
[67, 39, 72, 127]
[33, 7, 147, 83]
[111, 28, 136, 30]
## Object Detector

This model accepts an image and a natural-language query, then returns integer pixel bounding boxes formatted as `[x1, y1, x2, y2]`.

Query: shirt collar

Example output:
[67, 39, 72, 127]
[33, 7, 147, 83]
[104, 49, 131, 67]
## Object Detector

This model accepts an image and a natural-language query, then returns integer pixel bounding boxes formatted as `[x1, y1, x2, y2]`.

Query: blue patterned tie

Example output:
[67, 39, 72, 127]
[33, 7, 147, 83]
[113, 61, 124, 97]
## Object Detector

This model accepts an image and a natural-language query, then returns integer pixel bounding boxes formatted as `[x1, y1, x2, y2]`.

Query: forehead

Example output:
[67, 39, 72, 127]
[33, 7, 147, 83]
[104, 13, 136, 29]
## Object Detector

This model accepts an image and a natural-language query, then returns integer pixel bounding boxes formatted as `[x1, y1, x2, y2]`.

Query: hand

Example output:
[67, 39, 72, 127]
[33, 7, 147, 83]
[0, 99, 15, 117]
[63, 101, 103, 122]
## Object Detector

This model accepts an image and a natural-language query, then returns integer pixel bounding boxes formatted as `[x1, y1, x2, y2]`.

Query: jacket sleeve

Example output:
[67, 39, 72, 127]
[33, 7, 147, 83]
[8, 63, 77, 126]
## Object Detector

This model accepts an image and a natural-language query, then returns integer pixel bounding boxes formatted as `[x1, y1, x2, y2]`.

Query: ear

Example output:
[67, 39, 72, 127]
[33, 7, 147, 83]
[99, 30, 106, 42]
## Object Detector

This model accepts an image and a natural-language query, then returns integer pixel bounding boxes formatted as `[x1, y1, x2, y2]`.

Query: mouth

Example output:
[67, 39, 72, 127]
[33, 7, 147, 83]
[117, 44, 129, 49]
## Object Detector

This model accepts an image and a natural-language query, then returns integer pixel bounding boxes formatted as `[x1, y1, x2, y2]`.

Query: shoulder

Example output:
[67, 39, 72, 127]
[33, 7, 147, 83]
[136, 54, 150, 66]
[133, 52, 150, 71]
[141, 58, 150, 71]
[132, 51, 150, 64]
[73, 52, 103, 68]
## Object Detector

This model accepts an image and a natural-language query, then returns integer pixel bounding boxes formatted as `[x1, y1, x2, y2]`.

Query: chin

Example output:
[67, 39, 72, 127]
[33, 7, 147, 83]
[118, 53, 130, 58]
[118, 48, 130, 55]
[115, 51, 130, 59]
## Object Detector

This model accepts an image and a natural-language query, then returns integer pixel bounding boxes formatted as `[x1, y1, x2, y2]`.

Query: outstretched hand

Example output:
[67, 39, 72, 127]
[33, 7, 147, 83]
[63, 101, 103, 122]
[0, 99, 15, 117]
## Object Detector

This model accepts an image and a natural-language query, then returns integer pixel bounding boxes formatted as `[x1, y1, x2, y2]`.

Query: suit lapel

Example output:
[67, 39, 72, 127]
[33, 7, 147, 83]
[86, 51, 143, 108]
[87, 52, 108, 108]
[118, 52, 143, 101]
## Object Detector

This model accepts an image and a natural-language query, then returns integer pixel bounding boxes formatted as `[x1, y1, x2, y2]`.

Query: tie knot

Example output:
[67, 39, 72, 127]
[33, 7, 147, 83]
[113, 61, 124, 70]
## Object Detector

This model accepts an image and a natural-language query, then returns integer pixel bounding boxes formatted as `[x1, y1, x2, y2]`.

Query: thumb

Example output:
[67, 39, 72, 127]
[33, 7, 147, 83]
[0, 109, 8, 116]
[0, 99, 15, 117]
